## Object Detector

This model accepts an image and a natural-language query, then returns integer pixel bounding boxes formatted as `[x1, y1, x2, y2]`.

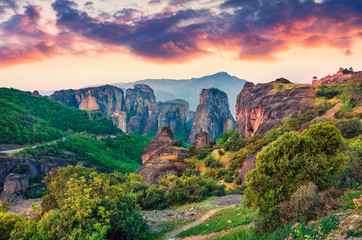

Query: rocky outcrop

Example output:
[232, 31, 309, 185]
[111, 111, 127, 133]
[188, 88, 235, 143]
[39, 157, 69, 174]
[143, 99, 189, 134]
[0, 157, 18, 183]
[236, 79, 316, 137]
[124, 84, 157, 133]
[31, 91, 41, 97]
[0, 173, 29, 204]
[50, 85, 124, 118]
[136, 126, 190, 184]
[312, 68, 354, 85]
[141, 126, 190, 164]
[193, 131, 211, 148]
[238, 154, 257, 185]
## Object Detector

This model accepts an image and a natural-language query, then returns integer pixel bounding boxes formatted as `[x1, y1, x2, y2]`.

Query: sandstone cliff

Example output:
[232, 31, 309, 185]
[136, 126, 190, 184]
[124, 84, 157, 133]
[143, 99, 189, 135]
[188, 88, 235, 143]
[236, 79, 316, 137]
[50, 85, 124, 118]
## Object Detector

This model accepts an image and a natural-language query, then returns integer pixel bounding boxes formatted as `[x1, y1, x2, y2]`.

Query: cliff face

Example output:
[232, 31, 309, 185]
[236, 79, 316, 137]
[124, 84, 157, 133]
[136, 126, 190, 184]
[50, 85, 124, 118]
[188, 88, 235, 143]
[143, 99, 189, 135]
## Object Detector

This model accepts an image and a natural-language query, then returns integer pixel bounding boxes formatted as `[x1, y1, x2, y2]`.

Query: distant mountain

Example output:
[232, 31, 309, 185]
[113, 72, 247, 116]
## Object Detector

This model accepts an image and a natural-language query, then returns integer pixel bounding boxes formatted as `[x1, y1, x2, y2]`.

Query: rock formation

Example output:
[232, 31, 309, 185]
[111, 111, 127, 133]
[236, 79, 316, 137]
[39, 157, 69, 174]
[31, 91, 41, 97]
[188, 88, 235, 143]
[136, 126, 190, 184]
[193, 131, 211, 148]
[50, 85, 124, 118]
[0, 173, 29, 204]
[124, 84, 157, 133]
[238, 154, 257, 185]
[143, 99, 189, 134]
[0, 157, 18, 183]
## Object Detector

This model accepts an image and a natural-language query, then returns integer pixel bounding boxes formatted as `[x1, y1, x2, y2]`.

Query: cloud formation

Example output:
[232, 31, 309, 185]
[0, 0, 362, 66]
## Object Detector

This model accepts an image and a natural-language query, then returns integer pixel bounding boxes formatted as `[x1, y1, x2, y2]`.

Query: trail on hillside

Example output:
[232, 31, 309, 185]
[163, 208, 222, 240]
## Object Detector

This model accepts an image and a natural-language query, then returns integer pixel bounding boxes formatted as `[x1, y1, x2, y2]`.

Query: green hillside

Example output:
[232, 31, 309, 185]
[0, 88, 121, 144]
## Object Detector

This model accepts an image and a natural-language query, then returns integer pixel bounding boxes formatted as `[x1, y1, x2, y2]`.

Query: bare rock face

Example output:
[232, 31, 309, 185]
[188, 88, 235, 143]
[50, 85, 124, 118]
[143, 99, 189, 134]
[193, 131, 211, 148]
[135, 157, 187, 185]
[31, 91, 41, 97]
[0, 157, 18, 183]
[236, 79, 316, 137]
[136, 126, 190, 184]
[124, 84, 157, 133]
[39, 157, 69, 174]
[0, 173, 29, 204]
[111, 111, 127, 133]
[238, 154, 257, 185]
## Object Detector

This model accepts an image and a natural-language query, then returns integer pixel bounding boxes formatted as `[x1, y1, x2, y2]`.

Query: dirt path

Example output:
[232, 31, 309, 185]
[163, 208, 222, 240]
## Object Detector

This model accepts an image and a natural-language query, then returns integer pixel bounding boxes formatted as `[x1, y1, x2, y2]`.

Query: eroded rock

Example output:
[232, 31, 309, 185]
[0, 173, 29, 204]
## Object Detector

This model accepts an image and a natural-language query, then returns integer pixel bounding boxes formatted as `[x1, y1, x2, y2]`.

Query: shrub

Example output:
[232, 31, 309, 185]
[218, 149, 224, 156]
[205, 156, 223, 168]
[196, 148, 209, 159]
[40, 165, 148, 239]
[278, 183, 325, 223]
[188, 145, 196, 155]
[224, 174, 234, 183]
[173, 139, 184, 147]
[335, 118, 361, 139]
[235, 177, 242, 185]
[244, 123, 347, 226]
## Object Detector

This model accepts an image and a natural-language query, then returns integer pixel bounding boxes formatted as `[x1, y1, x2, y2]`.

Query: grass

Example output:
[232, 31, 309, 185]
[177, 205, 258, 238]
[215, 188, 362, 240]
[149, 219, 195, 240]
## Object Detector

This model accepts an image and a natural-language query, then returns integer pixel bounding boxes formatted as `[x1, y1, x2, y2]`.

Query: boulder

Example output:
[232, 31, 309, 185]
[238, 154, 257, 185]
[0, 173, 29, 204]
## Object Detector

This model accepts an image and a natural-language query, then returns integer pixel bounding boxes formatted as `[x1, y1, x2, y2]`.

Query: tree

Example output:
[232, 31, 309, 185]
[244, 123, 347, 217]
[39, 166, 148, 239]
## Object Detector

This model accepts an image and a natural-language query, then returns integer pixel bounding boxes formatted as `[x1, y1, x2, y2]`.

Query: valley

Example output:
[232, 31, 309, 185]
[0, 68, 361, 239]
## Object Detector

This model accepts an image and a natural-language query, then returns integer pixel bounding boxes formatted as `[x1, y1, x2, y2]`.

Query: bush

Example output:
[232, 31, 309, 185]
[235, 177, 242, 185]
[173, 139, 184, 147]
[218, 149, 224, 156]
[224, 174, 234, 183]
[188, 145, 196, 155]
[205, 156, 223, 168]
[335, 118, 361, 139]
[40, 166, 148, 239]
[278, 183, 325, 223]
[244, 123, 347, 226]
[196, 148, 209, 160]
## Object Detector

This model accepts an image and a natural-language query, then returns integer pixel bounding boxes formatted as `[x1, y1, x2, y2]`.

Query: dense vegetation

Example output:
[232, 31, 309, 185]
[16, 132, 150, 173]
[0, 88, 120, 144]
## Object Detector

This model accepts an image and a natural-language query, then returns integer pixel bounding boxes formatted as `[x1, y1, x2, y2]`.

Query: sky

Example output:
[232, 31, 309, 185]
[0, 0, 362, 91]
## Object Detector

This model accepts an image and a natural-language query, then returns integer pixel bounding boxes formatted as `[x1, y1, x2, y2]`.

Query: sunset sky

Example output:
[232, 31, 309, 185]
[0, 0, 362, 91]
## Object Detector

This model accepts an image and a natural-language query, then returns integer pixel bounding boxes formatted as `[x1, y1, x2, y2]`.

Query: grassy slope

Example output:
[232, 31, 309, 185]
[0, 88, 120, 145]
